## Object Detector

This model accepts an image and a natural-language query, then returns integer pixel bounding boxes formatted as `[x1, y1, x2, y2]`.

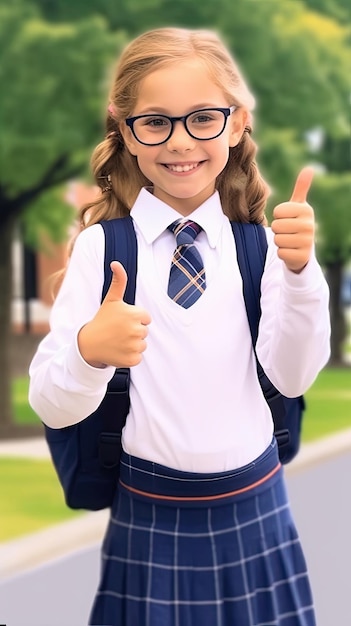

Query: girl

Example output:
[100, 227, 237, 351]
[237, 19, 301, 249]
[29, 27, 330, 626]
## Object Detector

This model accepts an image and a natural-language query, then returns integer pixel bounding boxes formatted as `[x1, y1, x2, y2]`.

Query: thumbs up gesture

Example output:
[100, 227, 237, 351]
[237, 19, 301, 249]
[78, 261, 151, 369]
[271, 167, 315, 273]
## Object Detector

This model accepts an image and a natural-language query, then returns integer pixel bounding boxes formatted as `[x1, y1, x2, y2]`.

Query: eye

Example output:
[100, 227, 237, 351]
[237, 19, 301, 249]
[189, 110, 220, 125]
[141, 116, 170, 129]
[192, 113, 213, 124]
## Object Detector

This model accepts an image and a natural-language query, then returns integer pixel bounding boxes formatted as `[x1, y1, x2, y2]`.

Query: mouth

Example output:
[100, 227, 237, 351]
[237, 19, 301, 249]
[163, 161, 203, 173]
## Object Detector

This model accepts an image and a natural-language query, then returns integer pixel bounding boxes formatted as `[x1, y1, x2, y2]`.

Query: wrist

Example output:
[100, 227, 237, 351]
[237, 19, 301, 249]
[78, 323, 106, 369]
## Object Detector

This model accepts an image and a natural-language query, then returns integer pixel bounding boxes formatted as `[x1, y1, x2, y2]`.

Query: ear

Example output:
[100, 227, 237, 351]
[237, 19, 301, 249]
[119, 124, 139, 156]
[228, 108, 249, 148]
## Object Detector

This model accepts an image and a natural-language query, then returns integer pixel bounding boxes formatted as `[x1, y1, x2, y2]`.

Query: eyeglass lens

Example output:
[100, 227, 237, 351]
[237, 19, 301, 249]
[132, 109, 228, 144]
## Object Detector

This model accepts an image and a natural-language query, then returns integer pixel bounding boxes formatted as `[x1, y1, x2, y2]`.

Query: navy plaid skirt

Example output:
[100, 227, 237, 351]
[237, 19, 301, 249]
[89, 439, 315, 626]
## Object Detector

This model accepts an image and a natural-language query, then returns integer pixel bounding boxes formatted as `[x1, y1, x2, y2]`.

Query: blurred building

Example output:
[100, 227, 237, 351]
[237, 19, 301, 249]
[12, 232, 67, 335]
[11, 181, 91, 335]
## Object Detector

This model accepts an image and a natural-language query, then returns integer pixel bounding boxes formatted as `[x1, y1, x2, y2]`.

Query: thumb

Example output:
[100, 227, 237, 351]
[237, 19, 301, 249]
[105, 261, 128, 302]
[290, 166, 314, 203]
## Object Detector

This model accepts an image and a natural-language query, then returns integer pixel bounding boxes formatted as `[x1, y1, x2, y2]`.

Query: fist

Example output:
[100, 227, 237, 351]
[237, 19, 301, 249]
[271, 167, 315, 273]
[78, 261, 151, 369]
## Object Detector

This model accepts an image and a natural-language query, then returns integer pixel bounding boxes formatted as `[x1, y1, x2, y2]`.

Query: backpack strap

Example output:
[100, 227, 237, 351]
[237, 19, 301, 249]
[101, 215, 137, 303]
[230, 221, 290, 448]
[230, 222, 266, 345]
[96, 216, 137, 469]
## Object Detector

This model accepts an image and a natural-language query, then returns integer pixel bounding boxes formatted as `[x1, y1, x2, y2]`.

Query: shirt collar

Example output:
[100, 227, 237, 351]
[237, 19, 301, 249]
[130, 187, 225, 248]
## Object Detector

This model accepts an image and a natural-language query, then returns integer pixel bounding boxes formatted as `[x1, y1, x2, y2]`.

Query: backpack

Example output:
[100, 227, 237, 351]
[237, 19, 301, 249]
[44, 216, 304, 510]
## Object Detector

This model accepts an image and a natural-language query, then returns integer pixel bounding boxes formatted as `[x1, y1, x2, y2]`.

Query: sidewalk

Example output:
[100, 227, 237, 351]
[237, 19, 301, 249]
[0, 436, 109, 579]
[1, 429, 351, 579]
[0, 436, 51, 459]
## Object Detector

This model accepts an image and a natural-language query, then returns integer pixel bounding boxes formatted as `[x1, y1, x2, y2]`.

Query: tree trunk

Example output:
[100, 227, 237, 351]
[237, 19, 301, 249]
[0, 219, 15, 432]
[0, 217, 43, 438]
[325, 262, 348, 366]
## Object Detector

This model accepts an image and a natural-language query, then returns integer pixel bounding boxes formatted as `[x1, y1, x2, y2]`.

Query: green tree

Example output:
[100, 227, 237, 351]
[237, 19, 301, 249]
[34, 0, 233, 33]
[0, 0, 121, 434]
[310, 174, 351, 364]
[304, 0, 351, 21]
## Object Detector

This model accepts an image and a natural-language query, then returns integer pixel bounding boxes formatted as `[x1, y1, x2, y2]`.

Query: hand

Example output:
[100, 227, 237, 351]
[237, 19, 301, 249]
[271, 167, 315, 273]
[78, 261, 151, 368]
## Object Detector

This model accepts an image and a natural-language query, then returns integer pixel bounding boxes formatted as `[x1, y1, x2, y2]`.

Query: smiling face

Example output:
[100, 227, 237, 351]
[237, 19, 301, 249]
[121, 58, 247, 215]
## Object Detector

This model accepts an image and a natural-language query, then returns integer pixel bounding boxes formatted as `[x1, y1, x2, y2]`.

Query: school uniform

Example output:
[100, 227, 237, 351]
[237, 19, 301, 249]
[29, 188, 330, 625]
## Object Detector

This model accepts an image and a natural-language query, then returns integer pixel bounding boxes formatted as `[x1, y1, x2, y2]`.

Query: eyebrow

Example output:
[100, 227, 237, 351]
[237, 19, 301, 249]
[135, 104, 228, 116]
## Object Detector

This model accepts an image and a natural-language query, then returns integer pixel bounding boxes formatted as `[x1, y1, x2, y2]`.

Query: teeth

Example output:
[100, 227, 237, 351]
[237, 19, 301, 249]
[168, 163, 198, 172]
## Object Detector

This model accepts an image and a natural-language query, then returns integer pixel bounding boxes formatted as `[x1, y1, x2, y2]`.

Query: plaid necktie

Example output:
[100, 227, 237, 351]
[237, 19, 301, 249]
[167, 220, 206, 308]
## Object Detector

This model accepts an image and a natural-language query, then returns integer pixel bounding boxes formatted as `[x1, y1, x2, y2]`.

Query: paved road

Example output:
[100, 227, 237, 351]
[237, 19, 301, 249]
[286, 451, 350, 626]
[0, 451, 350, 626]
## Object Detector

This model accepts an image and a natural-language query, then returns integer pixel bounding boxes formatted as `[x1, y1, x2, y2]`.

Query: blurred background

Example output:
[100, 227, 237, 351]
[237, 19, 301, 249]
[1, 0, 350, 563]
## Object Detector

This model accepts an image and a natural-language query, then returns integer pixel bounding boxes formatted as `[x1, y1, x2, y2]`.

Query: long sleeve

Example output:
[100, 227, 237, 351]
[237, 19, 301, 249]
[256, 229, 331, 397]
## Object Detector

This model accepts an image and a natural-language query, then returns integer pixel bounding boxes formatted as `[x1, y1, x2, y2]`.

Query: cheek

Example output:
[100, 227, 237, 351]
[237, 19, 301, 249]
[134, 150, 159, 178]
[126, 141, 139, 157]
[214, 139, 231, 167]
[136, 147, 159, 165]
[121, 127, 139, 156]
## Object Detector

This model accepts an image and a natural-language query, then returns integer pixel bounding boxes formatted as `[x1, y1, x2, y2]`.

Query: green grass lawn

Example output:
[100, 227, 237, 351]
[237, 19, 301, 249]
[0, 457, 82, 541]
[12, 377, 39, 425]
[301, 367, 351, 441]
[1, 367, 350, 543]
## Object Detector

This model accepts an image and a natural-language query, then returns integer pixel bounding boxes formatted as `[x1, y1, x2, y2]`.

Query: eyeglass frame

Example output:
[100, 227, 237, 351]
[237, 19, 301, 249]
[125, 105, 238, 146]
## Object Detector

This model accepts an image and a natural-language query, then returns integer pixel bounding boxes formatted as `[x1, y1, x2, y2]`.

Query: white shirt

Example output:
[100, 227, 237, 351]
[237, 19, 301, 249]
[29, 188, 330, 472]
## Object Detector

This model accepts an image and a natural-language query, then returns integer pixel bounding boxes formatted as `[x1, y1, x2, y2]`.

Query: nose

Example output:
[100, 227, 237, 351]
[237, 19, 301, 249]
[166, 120, 196, 152]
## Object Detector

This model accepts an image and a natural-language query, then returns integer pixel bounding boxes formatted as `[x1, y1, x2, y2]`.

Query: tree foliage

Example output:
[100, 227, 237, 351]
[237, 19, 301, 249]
[310, 173, 351, 363]
[311, 174, 351, 267]
[304, 0, 351, 21]
[1, 0, 123, 213]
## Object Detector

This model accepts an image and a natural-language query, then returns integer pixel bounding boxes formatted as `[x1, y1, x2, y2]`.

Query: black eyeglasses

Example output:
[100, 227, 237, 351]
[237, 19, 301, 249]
[125, 106, 237, 146]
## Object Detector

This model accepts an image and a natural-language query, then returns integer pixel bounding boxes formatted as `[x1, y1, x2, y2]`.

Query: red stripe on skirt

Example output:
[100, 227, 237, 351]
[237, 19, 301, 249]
[119, 461, 281, 502]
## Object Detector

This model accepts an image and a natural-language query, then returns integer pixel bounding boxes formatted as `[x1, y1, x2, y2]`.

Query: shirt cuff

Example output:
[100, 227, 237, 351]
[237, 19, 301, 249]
[282, 252, 325, 294]
[66, 329, 116, 388]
